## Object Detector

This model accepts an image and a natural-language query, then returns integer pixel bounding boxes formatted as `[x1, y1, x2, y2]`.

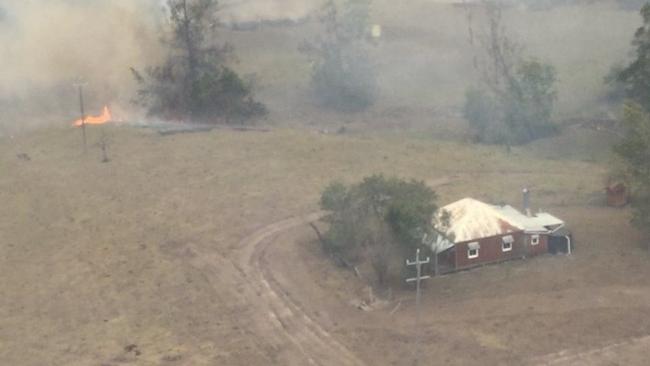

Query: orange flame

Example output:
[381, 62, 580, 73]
[73, 106, 112, 127]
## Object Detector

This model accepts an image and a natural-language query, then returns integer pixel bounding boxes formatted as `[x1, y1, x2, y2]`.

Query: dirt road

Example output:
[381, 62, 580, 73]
[531, 335, 650, 366]
[188, 212, 365, 366]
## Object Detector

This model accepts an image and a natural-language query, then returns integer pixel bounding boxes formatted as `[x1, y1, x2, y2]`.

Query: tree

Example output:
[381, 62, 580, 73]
[131, 0, 266, 124]
[612, 4, 650, 249]
[300, 0, 377, 112]
[614, 103, 650, 247]
[604, 63, 628, 107]
[504, 60, 558, 143]
[618, 4, 650, 113]
[319, 175, 439, 285]
[463, 1, 558, 145]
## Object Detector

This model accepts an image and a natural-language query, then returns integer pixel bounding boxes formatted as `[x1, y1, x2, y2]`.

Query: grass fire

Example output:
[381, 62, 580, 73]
[73, 105, 112, 127]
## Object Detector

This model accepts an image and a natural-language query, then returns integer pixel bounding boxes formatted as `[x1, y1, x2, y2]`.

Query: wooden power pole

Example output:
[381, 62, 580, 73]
[75, 82, 87, 155]
[406, 248, 431, 366]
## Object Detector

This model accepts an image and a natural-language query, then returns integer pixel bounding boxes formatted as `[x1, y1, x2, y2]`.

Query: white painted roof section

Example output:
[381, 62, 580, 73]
[493, 205, 564, 233]
[433, 198, 524, 244]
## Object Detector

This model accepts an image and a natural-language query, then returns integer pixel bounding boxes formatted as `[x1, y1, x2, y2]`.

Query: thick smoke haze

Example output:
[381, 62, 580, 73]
[0, 0, 320, 134]
[0, 0, 165, 133]
[0, 1, 162, 94]
[219, 0, 318, 24]
[0, 0, 643, 135]
[375, 1, 639, 118]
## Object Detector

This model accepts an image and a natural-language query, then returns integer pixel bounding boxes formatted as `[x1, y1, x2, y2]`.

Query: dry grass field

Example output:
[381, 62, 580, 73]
[1, 124, 649, 365]
[2, 1, 649, 365]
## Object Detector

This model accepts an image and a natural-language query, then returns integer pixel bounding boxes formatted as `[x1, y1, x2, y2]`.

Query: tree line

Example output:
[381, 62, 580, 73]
[132, 0, 378, 124]
[132, 0, 559, 147]
[612, 3, 650, 246]
[137, 0, 650, 246]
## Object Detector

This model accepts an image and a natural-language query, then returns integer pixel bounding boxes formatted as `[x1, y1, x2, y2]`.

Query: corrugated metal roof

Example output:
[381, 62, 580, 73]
[434, 198, 524, 243]
[431, 198, 566, 253]
[494, 205, 564, 233]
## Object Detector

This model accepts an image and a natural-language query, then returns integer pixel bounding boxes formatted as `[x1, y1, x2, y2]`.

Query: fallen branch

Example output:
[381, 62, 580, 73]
[309, 222, 327, 248]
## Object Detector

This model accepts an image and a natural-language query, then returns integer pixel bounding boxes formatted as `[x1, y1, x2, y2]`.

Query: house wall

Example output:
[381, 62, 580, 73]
[527, 233, 549, 257]
[454, 231, 527, 269]
[436, 248, 456, 274]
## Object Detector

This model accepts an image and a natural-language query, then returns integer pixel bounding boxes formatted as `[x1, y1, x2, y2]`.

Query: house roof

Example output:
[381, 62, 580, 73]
[493, 205, 564, 233]
[431, 198, 566, 253]
[434, 198, 524, 244]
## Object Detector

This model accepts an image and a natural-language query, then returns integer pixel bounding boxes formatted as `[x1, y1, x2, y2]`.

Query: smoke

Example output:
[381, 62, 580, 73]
[0, 0, 643, 135]
[505, 2, 638, 117]
[0, 0, 165, 133]
[218, 0, 319, 25]
[0, 0, 323, 134]
[365, 1, 639, 119]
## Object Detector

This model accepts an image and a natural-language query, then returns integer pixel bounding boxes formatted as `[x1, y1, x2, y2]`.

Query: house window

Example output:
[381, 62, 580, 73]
[502, 235, 514, 252]
[467, 242, 479, 259]
[531, 234, 540, 246]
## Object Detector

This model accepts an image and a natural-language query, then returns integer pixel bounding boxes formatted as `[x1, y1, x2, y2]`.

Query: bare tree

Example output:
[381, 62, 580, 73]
[462, 1, 557, 145]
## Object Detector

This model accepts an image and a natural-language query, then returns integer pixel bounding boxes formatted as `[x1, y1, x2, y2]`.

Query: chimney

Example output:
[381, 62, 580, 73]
[522, 187, 531, 217]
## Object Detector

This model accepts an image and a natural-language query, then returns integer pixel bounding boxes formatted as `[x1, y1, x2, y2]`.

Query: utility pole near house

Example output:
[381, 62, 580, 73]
[74, 82, 88, 155]
[406, 248, 431, 366]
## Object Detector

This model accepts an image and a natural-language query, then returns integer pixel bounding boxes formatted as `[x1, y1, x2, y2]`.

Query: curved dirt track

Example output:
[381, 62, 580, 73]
[188, 210, 650, 366]
[530, 335, 650, 366]
[237, 214, 650, 366]
[240, 212, 365, 366]
[189, 212, 365, 365]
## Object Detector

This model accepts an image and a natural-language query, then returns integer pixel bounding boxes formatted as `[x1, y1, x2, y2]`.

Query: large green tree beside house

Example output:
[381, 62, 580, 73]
[318, 175, 441, 285]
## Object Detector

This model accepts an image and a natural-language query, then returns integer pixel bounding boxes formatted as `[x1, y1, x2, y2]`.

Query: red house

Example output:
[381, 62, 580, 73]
[431, 198, 570, 273]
